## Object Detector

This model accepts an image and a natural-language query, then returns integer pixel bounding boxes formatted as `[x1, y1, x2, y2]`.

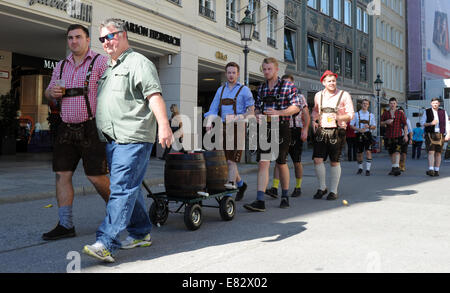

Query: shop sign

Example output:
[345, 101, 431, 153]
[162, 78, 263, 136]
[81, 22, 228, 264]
[124, 21, 181, 46]
[0, 70, 10, 79]
[28, 0, 92, 23]
[215, 51, 227, 61]
[43, 59, 58, 70]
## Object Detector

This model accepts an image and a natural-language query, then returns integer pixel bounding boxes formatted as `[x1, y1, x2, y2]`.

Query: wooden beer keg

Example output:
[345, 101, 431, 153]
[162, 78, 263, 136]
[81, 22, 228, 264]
[164, 152, 206, 198]
[202, 150, 229, 193]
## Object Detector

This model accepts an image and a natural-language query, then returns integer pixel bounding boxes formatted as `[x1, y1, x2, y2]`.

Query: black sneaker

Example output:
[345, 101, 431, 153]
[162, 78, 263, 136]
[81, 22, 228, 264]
[42, 222, 76, 241]
[265, 187, 278, 198]
[235, 182, 247, 202]
[393, 167, 401, 176]
[243, 200, 266, 212]
[326, 192, 338, 200]
[388, 168, 395, 175]
[365, 170, 370, 176]
[280, 197, 289, 208]
[313, 189, 328, 199]
[357, 168, 363, 175]
[426, 170, 435, 177]
[434, 171, 439, 177]
[291, 188, 302, 197]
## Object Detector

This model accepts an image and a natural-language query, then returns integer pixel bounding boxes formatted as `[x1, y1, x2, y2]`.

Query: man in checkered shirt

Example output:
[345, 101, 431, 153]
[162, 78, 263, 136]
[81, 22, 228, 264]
[42, 24, 110, 241]
[243, 58, 301, 212]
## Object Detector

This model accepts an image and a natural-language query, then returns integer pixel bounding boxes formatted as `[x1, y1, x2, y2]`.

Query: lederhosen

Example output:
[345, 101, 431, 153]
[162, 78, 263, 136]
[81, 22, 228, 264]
[424, 108, 446, 153]
[355, 111, 374, 153]
[256, 80, 291, 164]
[312, 90, 346, 162]
[384, 110, 404, 155]
[219, 84, 245, 162]
[56, 54, 101, 147]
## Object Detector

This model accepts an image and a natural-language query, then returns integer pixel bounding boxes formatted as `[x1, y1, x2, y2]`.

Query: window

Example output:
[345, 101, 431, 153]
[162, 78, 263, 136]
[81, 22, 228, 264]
[345, 50, 352, 79]
[344, 0, 352, 26]
[376, 57, 380, 75]
[363, 11, 369, 34]
[357, 7, 362, 31]
[381, 21, 385, 40]
[399, 33, 404, 50]
[284, 28, 296, 63]
[226, 0, 239, 29]
[360, 56, 367, 82]
[333, 0, 342, 21]
[391, 27, 395, 44]
[321, 41, 330, 72]
[199, 0, 215, 20]
[249, 0, 260, 39]
[307, 36, 319, 69]
[334, 46, 343, 75]
[267, 6, 277, 47]
[320, 0, 330, 15]
[308, 0, 318, 9]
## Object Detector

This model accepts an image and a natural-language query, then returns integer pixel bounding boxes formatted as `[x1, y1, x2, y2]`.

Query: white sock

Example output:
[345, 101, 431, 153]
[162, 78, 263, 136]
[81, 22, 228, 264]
[366, 160, 372, 171]
[393, 164, 399, 168]
[434, 167, 440, 172]
[330, 165, 341, 194]
[358, 163, 363, 169]
[429, 166, 435, 171]
[314, 163, 327, 190]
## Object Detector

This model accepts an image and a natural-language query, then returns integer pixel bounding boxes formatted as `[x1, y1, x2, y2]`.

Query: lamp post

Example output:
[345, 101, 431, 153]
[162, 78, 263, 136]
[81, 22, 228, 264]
[238, 8, 255, 86]
[374, 74, 383, 152]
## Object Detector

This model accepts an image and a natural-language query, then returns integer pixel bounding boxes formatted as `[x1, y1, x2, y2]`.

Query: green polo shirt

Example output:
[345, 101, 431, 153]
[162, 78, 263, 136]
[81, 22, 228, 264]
[96, 48, 162, 144]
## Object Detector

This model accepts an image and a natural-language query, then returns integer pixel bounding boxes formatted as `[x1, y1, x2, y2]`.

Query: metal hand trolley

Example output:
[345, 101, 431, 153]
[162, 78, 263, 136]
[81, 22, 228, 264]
[143, 181, 237, 231]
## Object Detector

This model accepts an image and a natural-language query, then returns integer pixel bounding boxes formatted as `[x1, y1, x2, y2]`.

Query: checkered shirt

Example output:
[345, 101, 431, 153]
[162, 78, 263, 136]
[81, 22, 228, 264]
[381, 109, 407, 138]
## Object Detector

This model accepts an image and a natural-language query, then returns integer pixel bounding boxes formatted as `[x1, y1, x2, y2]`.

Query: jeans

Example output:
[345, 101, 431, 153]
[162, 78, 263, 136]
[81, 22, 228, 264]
[412, 141, 423, 159]
[96, 141, 153, 254]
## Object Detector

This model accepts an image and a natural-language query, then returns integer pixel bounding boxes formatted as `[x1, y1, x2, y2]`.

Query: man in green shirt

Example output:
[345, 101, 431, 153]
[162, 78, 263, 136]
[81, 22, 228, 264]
[83, 18, 173, 263]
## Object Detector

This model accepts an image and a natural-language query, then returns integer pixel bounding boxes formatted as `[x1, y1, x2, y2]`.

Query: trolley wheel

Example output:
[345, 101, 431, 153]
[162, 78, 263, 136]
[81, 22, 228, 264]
[184, 203, 202, 231]
[149, 199, 169, 226]
[219, 196, 236, 221]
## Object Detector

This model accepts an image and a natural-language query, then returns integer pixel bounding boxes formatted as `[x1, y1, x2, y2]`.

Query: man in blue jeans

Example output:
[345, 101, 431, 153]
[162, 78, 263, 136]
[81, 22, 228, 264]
[412, 123, 424, 159]
[82, 19, 173, 263]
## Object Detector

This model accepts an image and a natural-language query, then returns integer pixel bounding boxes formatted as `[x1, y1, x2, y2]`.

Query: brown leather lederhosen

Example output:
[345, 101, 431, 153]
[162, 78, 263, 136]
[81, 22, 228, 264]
[219, 84, 245, 162]
[315, 90, 345, 145]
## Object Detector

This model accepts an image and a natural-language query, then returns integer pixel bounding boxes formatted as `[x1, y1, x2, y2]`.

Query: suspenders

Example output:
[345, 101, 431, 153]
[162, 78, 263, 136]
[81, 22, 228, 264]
[218, 84, 245, 118]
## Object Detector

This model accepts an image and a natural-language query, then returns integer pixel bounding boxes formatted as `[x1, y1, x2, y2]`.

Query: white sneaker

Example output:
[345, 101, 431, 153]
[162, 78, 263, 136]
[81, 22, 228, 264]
[82, 242, 115, 263]
[224, 182, 237, 190]
[121, 234, 152, 249]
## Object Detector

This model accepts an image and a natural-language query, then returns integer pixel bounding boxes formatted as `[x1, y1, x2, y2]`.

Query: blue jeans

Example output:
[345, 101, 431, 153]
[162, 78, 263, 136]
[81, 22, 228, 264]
[96, 141, 153, 254]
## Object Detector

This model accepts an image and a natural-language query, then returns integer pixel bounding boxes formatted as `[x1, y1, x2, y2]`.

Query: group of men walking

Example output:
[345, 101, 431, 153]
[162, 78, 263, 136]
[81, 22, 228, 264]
[42, 21, 449, 263]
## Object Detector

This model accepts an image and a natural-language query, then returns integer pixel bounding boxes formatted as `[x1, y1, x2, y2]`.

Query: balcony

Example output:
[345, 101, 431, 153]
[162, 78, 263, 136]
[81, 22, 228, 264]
[199, 5, 215, 20]
[252, 30, 260, 40]
[267, 37, 276, 48]
[167, 0, 181, 5]
[226, 17, 238, 30]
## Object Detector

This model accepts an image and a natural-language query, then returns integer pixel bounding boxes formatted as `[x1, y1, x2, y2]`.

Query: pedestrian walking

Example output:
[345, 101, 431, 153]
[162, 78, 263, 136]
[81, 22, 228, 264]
[311, 70, 354, 200]
[42, 24, 110, 241]
[398, 107, 412, 172]
[243, 57, 301, 211]
[420, 97, 450, 176]
[412, 122, 424, 159]
[265, 74, 309, 198]
[350, 98, 376, 176]
[204, 62, 254, 201]
[82, 18, 173, 263]
[380, 97, 408, 176]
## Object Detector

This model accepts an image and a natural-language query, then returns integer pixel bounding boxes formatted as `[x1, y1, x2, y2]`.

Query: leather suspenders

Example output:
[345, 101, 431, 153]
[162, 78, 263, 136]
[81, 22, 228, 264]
[218, 84, 245, 118]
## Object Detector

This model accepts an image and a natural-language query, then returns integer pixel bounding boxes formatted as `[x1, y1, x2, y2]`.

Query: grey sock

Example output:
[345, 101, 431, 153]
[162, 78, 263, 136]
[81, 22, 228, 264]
[330, 165, 341, 194]
[58, 205, 73, 229]
[314, 163, 327, 190]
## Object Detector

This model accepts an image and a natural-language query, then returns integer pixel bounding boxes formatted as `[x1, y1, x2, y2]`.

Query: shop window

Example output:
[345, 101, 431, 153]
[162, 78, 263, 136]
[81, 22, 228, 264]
[307, 36, 319, 69]
[334, 46, 342, 75]
[345, 50, 352, 79]
[360, 56, 367, 82]
[199, 0, 215, 20]
[321, 41, 330, 72]
[284, 28, 296, 63]
[267, 6, 277, 47]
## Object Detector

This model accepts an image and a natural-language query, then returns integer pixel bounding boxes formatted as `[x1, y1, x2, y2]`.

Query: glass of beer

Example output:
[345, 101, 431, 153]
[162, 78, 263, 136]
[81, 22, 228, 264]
[55, 79, 65, 96]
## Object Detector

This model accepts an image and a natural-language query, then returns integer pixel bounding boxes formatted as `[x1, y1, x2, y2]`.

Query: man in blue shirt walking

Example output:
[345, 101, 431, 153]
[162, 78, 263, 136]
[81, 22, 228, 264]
[204, 62, 255, 201]
[412, 122, 424, 159]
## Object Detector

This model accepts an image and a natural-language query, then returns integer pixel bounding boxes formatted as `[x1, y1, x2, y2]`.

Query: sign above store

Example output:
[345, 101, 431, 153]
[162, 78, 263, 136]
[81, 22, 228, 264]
[28, 0, 92, 23]
[124, 21, 181, 47]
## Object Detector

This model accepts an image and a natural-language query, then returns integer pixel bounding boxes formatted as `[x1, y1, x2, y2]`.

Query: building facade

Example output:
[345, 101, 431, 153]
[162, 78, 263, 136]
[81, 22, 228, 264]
[0, 0, 286, 152]
[284, 0, 374, 112]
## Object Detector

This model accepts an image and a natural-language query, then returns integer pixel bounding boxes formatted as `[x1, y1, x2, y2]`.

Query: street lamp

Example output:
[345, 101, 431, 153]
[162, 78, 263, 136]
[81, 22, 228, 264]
[374, 74, 383, 152]
[238, 8, 255, 86]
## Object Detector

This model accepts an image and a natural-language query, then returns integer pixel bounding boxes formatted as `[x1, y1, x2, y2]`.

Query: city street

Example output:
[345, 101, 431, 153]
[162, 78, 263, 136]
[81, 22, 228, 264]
[0, 154, 449, 273]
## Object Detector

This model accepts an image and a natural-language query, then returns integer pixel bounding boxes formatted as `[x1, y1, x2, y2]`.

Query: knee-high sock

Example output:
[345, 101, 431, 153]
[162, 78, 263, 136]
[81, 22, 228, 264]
[314, 163, 327, 190]
[330, 165, 341, 194]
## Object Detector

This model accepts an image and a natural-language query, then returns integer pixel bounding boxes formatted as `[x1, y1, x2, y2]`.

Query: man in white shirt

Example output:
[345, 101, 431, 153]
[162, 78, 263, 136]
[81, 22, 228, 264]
[350, 99, 376, 176]
[420, 98, 450, 176]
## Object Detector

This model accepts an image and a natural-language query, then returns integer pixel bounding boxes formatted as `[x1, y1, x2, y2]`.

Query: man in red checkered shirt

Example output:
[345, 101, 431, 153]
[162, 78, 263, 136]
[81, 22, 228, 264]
[42, 24, 110, 241]
[380, 97, 409, 176]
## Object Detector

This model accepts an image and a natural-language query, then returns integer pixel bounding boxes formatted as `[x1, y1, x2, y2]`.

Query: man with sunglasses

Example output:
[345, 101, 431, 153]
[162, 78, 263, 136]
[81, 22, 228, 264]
[42, 24, 110, 241]
[82, 19, 173, 263]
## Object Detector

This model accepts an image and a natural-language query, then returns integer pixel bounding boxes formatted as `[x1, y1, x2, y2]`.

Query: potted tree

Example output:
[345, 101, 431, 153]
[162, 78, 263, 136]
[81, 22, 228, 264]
[0, 89, 19, 155]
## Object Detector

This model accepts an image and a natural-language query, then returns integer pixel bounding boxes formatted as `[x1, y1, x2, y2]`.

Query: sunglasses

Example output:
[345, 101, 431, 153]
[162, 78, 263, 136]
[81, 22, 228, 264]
[99, 31, 122, 43]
